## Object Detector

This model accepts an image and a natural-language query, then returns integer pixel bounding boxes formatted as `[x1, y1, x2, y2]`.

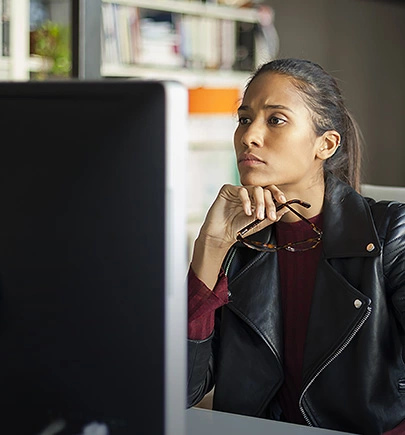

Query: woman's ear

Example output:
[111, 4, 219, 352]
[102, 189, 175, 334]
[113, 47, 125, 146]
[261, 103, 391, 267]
[316, 131, 341, 160]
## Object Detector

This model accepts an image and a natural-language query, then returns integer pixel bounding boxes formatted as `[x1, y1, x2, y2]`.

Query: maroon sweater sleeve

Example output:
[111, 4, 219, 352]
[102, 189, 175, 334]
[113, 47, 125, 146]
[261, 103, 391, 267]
[383, 419, 405, 434]
[187, 267, 229, 340]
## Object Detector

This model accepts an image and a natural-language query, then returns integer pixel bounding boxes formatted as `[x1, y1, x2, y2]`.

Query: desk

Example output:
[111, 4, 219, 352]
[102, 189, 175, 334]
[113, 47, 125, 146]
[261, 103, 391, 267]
[187, 408, 356, 435]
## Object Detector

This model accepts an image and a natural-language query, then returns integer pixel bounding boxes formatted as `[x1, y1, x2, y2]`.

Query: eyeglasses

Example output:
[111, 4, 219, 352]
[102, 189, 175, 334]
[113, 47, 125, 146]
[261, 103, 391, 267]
[236, 199, 323, 253]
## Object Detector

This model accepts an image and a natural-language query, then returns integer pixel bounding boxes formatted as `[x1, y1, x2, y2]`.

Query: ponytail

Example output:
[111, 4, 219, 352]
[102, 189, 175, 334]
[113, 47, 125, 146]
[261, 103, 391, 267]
[324, 110, 363, 192]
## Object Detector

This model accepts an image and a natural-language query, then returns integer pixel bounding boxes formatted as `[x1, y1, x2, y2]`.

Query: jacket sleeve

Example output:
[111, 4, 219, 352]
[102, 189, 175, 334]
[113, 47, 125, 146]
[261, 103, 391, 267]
[187, 309, 222, 408]
[383, 202, 405, 330]
[186, 266, 229, 407]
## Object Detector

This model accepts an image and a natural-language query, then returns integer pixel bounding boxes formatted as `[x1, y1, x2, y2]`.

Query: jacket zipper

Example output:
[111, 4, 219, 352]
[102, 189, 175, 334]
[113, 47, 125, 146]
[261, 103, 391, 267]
[223, 246, 237, 276]
[299, 306, 372, 426]
[223, 246, 237, 298]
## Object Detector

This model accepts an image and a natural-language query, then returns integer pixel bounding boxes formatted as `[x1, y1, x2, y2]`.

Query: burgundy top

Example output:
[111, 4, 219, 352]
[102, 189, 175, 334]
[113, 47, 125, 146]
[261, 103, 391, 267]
[274, 214, 323, 425]
[187, 214, 405, 433]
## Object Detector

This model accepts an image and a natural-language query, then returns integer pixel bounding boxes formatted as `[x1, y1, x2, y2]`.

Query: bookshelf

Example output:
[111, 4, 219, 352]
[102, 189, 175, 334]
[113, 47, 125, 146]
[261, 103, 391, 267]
[100, 0, 278, 87]
[0, 0, 277, 88]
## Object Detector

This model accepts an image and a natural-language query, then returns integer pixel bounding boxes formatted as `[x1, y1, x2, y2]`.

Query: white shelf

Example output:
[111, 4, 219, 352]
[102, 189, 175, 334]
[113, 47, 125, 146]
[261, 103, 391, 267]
[102, 0, 259, 23]
[102, 63, 251, 88]
[0, 56, 53, 79]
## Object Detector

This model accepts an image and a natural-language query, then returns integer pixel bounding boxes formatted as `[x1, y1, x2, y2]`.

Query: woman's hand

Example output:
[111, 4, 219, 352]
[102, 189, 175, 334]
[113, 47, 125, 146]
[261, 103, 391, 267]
[190, 184, 288, 290]
[199, 184, 288, 249]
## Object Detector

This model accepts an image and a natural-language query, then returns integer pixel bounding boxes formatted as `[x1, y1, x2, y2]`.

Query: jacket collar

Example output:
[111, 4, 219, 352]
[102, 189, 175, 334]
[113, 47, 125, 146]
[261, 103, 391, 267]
[321, 176, 381, 258]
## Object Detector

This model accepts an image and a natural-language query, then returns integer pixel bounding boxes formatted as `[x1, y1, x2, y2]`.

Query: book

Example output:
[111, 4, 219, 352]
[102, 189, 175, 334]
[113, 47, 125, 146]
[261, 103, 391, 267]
[1, 0, 10, 57]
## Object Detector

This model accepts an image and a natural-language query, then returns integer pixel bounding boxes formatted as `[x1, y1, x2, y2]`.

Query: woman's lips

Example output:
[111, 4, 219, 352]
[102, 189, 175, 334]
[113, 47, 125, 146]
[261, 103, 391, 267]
[238, 154, 265, 166]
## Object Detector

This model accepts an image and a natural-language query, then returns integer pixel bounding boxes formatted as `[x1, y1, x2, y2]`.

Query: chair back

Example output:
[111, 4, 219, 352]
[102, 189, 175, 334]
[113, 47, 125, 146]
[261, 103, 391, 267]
[361, 184, 405, 203]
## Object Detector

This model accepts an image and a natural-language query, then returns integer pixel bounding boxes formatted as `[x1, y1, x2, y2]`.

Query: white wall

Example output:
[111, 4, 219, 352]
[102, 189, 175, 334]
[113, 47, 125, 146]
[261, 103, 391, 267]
[265, 0, 405, 186]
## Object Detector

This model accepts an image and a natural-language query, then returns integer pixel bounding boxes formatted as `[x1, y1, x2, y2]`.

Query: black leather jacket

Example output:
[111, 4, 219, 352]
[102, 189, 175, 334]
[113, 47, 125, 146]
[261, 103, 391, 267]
[188, 178, 405, 435]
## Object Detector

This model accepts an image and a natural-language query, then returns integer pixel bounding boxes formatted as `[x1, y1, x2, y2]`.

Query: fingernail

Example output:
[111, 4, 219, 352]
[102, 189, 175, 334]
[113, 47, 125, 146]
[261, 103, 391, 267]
[270, 211, 276, 220]
[279, 195, 286, 203]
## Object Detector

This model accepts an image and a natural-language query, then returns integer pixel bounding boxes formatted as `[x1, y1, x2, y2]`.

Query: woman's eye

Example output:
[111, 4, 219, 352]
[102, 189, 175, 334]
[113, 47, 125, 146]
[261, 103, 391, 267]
[238, 117, 250, 125]
[268, 116, 285, 125]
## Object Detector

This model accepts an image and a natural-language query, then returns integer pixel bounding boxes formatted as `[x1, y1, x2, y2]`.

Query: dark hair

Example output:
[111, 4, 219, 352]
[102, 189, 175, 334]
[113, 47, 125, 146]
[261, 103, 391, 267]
[245, 58, 363, 192]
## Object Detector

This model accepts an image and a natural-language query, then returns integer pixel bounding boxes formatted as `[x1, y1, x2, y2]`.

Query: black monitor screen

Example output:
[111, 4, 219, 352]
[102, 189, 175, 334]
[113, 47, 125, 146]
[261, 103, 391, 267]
[0, 80, 187, 435]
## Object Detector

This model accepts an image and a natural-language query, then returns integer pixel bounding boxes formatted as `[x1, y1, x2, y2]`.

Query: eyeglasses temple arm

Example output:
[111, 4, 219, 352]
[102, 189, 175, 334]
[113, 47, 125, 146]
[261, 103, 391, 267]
[237, 200, 312, 237]
[283, 204, 322, 236]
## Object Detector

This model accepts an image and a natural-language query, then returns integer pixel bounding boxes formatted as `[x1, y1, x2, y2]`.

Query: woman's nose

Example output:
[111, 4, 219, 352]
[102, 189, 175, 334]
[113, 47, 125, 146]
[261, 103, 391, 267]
[241, 123, 265, 148]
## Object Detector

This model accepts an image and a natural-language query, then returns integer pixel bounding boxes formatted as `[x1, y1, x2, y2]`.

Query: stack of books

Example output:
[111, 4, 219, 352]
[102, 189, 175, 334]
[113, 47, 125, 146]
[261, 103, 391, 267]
[101, 3, 247, 71]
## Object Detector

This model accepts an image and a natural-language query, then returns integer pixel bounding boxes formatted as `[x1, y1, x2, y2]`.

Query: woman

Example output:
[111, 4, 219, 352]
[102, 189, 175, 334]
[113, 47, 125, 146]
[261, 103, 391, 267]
[187, 58, 405, 434]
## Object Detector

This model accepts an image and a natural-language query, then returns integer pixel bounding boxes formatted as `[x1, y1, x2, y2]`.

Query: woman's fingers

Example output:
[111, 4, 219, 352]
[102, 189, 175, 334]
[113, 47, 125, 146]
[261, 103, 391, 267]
[252, 186, 266, 220]
[265, 185, 287, 204]
[263, 185, 290, 221]
[238, 187, 252, 216]
[238, 186, 266, 220]
[238, 185, 287, 222]
[263, 188, 277, 221]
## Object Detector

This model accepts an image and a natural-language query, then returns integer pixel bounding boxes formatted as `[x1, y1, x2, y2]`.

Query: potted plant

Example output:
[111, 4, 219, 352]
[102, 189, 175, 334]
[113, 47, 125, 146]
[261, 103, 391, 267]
[30, 20, 71, 79]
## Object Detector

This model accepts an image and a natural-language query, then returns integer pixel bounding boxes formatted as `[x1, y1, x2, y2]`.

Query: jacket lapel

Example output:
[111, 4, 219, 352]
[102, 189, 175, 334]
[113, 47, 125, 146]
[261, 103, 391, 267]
[302, 256, 372, 386]
[302, 178, 379, 384]
[321, 178, 381, 259]
[226, 228, 284, 363]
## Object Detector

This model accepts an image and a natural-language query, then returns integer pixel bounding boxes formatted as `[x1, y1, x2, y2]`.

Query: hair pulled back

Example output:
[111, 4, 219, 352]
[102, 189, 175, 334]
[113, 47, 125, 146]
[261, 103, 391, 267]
[245, 58, 363, 192]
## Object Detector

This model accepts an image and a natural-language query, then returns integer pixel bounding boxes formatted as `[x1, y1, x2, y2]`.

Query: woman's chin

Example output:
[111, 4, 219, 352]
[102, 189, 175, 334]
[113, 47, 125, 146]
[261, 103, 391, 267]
[240, 176, 275, 187]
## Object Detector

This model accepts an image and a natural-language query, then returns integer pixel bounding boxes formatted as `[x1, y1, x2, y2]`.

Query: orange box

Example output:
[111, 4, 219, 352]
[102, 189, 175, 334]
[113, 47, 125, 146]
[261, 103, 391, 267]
[188, 88, 240, 114]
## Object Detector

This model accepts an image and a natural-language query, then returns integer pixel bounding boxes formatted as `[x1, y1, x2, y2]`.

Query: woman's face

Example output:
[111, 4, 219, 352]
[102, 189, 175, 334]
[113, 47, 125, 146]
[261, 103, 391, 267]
[234, 72, 325, 193]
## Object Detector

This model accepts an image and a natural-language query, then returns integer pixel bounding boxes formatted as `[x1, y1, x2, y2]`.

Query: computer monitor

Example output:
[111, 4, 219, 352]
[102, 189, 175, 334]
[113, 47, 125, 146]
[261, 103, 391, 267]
[0, 80, 188, 435]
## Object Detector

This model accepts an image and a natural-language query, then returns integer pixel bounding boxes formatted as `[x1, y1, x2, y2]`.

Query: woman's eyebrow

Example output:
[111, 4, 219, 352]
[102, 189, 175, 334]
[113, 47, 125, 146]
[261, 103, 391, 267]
[263, 104, 294, 113]
[237, 104, 294, 113]
[237, 105, 249, 112]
